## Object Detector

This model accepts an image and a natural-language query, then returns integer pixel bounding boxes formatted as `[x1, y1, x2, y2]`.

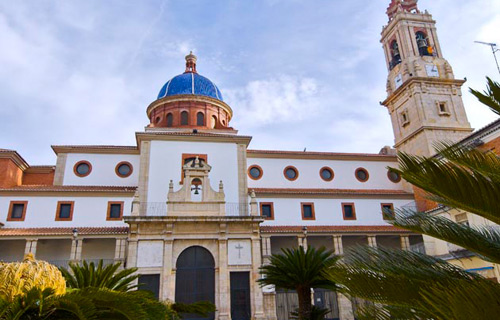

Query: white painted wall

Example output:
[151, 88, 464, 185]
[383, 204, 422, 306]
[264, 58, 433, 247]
[147, 140, 240, 204]
[81, 238, 116, 260]
[0, 196, 131, 228]
[0, 240, 25, 261]
[259, 198, 411, 226]
[247, 158, 403, 190]
[63, 153, 139, 186]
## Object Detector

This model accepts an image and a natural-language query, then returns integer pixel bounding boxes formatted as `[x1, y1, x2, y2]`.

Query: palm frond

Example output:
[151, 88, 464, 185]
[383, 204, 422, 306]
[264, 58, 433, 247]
[258, 246, 339, 290]
[392, 210, 500, 263]
[469, 76, 500, 116]
[60, 260, 138, 292]
[391, 150, 500, 224]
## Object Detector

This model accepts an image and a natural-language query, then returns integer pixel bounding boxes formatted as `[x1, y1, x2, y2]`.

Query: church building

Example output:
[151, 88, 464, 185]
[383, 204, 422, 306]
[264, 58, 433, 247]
[0, 1, 495, 319]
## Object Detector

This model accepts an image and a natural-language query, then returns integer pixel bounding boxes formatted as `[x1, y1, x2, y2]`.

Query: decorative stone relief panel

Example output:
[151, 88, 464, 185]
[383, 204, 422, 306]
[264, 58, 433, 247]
[137, 240, 163, 267]
[228, 239, 251, 265]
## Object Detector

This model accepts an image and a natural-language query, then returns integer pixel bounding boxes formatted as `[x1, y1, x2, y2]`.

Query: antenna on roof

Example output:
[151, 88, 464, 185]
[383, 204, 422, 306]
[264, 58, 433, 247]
[474, 41, 500, 76]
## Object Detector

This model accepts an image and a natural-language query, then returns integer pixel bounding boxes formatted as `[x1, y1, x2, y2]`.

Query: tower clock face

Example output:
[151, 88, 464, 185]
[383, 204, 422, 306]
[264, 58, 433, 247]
[394, 73, 403, 89]
[425, 64, 439, 77]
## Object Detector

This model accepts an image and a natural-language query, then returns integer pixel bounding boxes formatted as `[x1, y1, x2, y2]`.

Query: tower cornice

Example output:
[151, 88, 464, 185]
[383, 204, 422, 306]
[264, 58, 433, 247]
[381, 77, 466, 107]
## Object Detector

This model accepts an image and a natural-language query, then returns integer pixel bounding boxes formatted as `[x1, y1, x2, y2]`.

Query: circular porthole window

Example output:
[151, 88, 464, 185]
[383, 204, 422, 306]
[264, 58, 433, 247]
[355, 168, 369, 182]
[74, 161, 92, 177]
[248, 165, 263, 180]
[320, 167, 334, 181]
[387, 170, 401, 183]
[115, 162, 133, 178]
[284, 166, 299, 181]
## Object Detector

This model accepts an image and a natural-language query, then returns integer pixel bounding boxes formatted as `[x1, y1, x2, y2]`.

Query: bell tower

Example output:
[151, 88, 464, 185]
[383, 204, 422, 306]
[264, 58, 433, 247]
[381, 0, 472, 156]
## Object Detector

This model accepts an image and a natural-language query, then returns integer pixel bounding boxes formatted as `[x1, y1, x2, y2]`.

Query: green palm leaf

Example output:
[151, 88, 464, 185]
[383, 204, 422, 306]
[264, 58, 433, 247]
[392, 210, 500, 263]
[469, 76, 500, 116]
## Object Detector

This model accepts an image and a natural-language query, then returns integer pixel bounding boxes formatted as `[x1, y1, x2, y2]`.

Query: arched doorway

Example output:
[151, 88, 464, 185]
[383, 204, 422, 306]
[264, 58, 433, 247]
[175, 246, 215, 320]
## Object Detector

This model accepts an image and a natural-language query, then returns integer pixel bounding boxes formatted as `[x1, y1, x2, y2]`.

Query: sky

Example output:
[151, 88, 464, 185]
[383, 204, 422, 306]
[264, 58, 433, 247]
[0, 0, 499, 165]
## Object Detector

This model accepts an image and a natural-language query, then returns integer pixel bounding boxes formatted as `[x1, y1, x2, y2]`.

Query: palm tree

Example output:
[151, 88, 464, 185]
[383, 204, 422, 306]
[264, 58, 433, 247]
[59, 260, 138, 291]
[258, 246, 339, 320]
[0, 286, 169, 320]
[324, 77, 500, 319]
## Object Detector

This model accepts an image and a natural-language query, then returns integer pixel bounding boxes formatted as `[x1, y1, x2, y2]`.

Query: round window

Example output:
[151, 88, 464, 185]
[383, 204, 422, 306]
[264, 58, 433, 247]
[387, 170, 401, 183]
[115, 162, 133, 178]
[355, 168, 369, 182]
[74, 161, 91, 177]
[320, 167, 334, 181]
[284, 166, 299, 181]
[248, 165, 263, 180]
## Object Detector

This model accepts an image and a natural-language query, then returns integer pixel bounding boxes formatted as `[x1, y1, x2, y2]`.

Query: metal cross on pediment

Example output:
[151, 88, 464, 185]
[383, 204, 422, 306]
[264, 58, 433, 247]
[235, 243, 244, 259]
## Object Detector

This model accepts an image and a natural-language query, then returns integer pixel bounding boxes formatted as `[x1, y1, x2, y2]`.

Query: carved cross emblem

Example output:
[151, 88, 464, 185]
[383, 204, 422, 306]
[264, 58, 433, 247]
[235, 243, 244, 259]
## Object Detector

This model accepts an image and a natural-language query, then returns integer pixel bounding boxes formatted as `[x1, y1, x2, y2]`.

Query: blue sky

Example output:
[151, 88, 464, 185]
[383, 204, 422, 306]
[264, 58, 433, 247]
[0, 0, 499, 165]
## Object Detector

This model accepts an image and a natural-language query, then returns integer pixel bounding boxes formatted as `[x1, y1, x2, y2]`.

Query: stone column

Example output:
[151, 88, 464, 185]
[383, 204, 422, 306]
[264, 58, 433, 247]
[24, 239, 37, 256]
[297, 236, 304, 248]
[114, 238, 127, 262]
[162, 239, 174, 301]
[337, 293, 355, 320]
[367, 236, 377, 248]
[262, 236, 272, 265]
[400, 235, 410, 250]
[218, 239, 230, 320]
[333, 235, 343, 255]
[70, 238, 82, 261]
[251, 238, 266, 320]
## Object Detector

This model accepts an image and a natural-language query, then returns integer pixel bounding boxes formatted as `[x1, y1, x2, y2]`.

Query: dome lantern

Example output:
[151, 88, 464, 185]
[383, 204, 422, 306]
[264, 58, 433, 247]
[147, 53, 234, 131]
[184, 51, 197, 73]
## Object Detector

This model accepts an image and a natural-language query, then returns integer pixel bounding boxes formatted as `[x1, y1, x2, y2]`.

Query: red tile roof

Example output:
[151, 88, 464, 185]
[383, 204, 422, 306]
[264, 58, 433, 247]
[0, 185, 137, 193]
[251, 188, 412, 196]
[0, 227, 129, 236]
[261, 225, 410, 233]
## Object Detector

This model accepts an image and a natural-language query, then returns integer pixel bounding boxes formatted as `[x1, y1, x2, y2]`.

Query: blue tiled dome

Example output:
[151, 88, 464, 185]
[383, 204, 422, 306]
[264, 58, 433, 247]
[157, 73, 223, 101]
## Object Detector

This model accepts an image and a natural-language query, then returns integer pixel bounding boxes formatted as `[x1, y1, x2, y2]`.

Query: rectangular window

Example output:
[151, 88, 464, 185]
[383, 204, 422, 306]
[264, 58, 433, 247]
[437, 101, 450, 115]
[7, 201, 28, 221]
[260, 202, 274, 220]
[301, 202, 315, 220]
[138, 274, 160, 300]
[55, 201, 74, 221]
[381, 203, 395, 220]
[107, 201, 124, 220]
[400, 110, 410, 126]
[342, 203, 356, 220]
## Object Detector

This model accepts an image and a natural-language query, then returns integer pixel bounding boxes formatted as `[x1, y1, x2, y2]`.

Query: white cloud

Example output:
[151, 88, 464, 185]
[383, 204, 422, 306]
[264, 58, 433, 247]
[226, 75, 322, 127]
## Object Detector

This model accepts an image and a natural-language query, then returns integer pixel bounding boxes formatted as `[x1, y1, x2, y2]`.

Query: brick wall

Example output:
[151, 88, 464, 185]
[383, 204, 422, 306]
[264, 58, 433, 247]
[0, 159, 23, 188]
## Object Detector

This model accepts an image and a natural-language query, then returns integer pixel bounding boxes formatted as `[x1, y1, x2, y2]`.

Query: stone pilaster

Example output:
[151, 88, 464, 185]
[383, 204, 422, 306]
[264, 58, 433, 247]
[53, 154, 67, 185]
[263, 292, 278, 320]
[218, 239, 230, 320]
[400, 235, 410, 250]
[236, 144, 249, 215]
[337, 293, 355, 320]
[138, 141, 151, 214]
[24, 239, 37, 256]
[126, 239, 138, 268]
[162, 239, 175, 301]
[367, 236, 377, 248]
[251, 238, 266, 320]
[333, 235, 343, 255]
[70, 238, 82, 261]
